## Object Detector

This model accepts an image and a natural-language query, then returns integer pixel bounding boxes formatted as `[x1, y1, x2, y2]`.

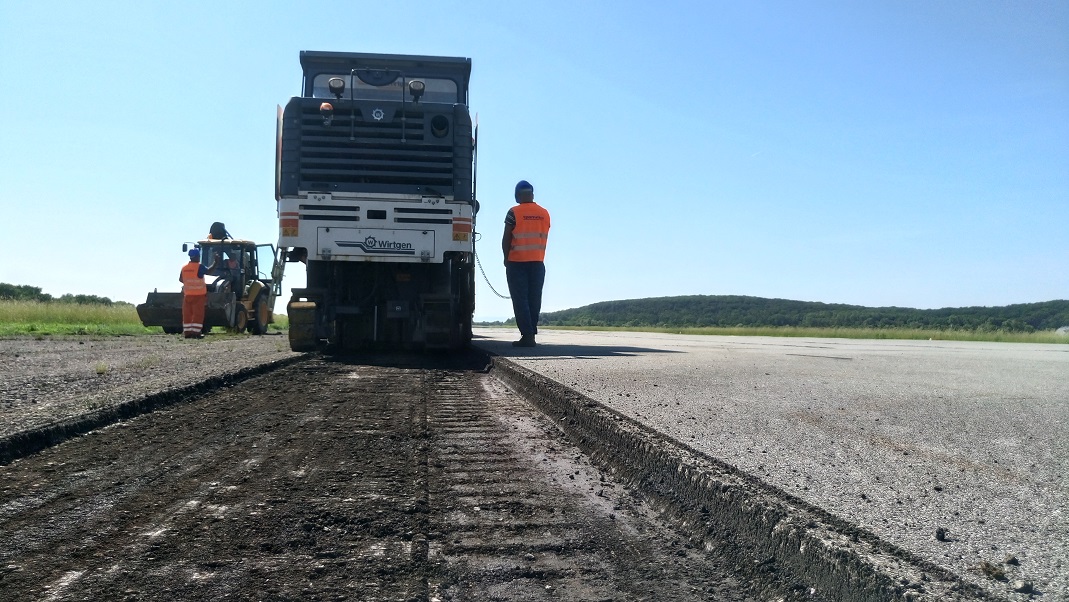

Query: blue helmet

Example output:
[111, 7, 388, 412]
[515, 180, 534, 195]
[188, 248, 200, 260]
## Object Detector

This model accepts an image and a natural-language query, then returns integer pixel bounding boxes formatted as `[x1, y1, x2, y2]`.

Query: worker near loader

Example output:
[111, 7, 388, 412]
[502, 180, 550, 347]
[179, 248, 208, 338]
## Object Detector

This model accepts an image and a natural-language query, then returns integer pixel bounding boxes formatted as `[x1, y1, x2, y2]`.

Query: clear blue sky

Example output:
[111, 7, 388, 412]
[2, 1, 1066, 321]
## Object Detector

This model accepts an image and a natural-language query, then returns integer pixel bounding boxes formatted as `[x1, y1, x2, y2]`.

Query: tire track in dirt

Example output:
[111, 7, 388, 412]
[424, 370, 755, 600]
[0, 354, 757, 601]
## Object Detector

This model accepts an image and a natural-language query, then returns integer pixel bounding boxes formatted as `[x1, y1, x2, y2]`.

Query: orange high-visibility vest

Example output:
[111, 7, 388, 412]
[508, 202, 550, 262]
[181, 261, 207, 296]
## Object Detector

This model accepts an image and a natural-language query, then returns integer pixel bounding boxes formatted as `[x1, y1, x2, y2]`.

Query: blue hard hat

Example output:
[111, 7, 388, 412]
[515, 180, 534, 194]
[189, 248, 200, 259]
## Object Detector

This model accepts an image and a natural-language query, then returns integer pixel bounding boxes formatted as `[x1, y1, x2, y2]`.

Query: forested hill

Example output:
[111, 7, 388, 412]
[0, 283, 124, 305]
[538, 295, 1069, 333]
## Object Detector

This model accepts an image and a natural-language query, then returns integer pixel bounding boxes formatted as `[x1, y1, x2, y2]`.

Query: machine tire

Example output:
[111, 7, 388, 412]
[289, 336, 317, 352]
[287, 301, 318, 352]
[232, 305, 248, 333]
[162, 326, 181, 335]
[249, 292, 270, 335]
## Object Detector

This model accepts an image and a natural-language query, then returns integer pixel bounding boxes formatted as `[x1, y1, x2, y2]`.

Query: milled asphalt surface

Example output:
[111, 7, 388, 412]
[474, 327, 1069, 600]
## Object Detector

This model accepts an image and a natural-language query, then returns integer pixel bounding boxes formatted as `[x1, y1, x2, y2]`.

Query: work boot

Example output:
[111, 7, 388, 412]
[512, 335, 536, 347]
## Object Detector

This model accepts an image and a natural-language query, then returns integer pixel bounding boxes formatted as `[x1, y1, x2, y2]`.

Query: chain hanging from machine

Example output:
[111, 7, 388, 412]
[469, 120, 510, 300]
[473, 246, 510, 300]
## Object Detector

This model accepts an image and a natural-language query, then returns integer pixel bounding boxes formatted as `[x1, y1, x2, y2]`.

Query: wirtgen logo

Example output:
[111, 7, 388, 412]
[337, 236, 416, 255]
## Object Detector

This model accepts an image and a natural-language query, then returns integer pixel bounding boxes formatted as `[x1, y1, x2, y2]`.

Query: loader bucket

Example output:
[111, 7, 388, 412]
[136, 292, 183, 332]
[137, 291, 235, 332]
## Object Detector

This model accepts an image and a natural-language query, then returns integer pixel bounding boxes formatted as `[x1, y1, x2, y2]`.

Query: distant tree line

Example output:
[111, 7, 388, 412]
[537, 295, 1069, 333]
[0, 283, 126, 306]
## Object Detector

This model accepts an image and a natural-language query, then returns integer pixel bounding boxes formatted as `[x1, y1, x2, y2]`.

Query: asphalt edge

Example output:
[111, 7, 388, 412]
[0, 354, 308, 465]
[489, 354, 1004, 602]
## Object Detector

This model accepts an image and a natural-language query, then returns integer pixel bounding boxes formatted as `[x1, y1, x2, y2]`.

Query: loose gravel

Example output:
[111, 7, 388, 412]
[4, 328, 1065, 600]
[0, 352, 763, 601]
[0, 333, 300, 440]
[475, 328, 1069, 601]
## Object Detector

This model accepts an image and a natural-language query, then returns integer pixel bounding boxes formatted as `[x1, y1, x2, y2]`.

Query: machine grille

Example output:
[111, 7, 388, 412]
[291, 103, 455, 193]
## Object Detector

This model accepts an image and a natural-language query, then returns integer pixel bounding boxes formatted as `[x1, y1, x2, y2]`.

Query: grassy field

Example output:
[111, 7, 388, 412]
[0, 301, 154, 336]
[0, 300, 289, 337]
[541, 324, 1069, 344]
[4, 299, 1063, 343]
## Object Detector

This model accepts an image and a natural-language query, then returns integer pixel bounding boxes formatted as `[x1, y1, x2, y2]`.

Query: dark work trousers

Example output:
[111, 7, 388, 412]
[505, 261, 546, 337]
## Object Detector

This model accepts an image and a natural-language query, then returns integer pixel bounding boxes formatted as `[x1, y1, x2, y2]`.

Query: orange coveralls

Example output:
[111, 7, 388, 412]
[180, 261, 207, 338]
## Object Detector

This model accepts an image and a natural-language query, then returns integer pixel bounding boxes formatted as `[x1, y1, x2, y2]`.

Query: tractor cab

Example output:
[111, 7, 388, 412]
[190, 239, 283, 333]
[197, 240, 257, 295]
[138, 236, 285, 336]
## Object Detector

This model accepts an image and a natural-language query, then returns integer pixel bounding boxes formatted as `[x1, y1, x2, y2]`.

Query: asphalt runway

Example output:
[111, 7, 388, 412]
[475, 328, 1069, 600]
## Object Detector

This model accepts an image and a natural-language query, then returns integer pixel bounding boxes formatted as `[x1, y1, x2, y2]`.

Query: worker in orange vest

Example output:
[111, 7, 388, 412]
[179, 248, 208, 338]
[501, 180, 550, 347]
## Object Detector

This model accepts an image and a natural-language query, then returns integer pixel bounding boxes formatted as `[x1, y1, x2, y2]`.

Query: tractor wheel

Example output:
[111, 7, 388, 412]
[232, 305, 248, 333]
[249, 292, 270, 335]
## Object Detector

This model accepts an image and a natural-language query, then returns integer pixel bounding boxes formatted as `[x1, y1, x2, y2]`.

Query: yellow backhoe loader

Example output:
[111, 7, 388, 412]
[137, 235, 285, 335]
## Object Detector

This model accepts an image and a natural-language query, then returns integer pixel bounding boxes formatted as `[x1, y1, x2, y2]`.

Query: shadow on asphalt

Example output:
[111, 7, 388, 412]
[473, 336, 681, 359]
[312, 336, 682, 371]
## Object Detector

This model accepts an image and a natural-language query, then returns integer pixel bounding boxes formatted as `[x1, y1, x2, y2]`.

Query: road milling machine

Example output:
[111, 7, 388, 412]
[276, 51, 477, 351]
[137, 228, 285, 335]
